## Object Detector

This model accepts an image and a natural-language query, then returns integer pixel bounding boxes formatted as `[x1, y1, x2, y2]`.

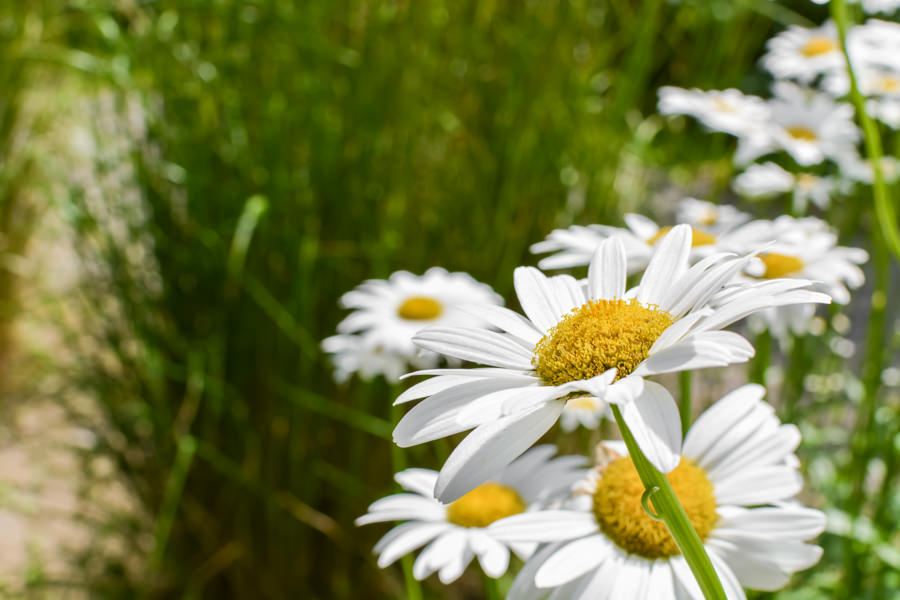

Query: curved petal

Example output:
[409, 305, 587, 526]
[588, 237, 627, 301]
[487, 510, 599, 543]
[620, 381, 682, 473]
[637, 224, 692, 306]
[414, 327, 534, 370]
[534, 534, 614, 588]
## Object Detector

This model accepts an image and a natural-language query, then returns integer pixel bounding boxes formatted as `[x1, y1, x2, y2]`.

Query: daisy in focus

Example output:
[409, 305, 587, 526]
[397, 226, 830, 501]
[322, 267, 502, 382]
[355, 446, 587, 584]
[494, 385, 825, 600]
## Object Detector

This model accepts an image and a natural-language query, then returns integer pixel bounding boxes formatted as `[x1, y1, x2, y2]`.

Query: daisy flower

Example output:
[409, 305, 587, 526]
[675, 198, 751, 234]
[322, 267, 502, 382]
[761, 21, 845, 83]
[494, 385, 825, 600]
[355, 446, 587, 584]
[735, 83, 860, 167]
[733, 162, 841, 210]
[560, 396, 609, 432]
[396, 226, 830, 501]
[823, 63, 900, 128]
[657, 87, 769, 137]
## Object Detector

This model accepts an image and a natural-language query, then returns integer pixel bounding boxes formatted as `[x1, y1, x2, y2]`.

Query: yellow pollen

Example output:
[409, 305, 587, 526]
[760, 253, 805, 278]
[786, 126, 818, 142]
[533, 299, 673, 385]
[796, 173, 818, 190]
[567, 396, 597, 410]
[446, 482, 525, 528]
[647, 226, 716, 247]
[397, 296, 443, 320]
[593, 457, 717, 559]
[876, 76, 900, 93]
[801, 36, 838, 57]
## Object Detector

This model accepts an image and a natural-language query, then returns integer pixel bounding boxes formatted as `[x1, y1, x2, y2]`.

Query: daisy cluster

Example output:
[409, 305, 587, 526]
[324, 195, 858, 597]
[658, 17, 900, 212]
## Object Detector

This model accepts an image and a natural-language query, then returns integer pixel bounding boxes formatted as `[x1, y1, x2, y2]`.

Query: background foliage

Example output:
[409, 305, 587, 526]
[1, 0, 897, 598]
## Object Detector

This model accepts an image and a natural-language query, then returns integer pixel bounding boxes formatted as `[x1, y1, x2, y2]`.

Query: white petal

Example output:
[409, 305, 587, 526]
[610, 554, 653, 598]
[715, 505, 826, 540]
[575, 551, 622, 600]
[435, 400, 566, 502]
[356, 494, 445, 525]
[508, 542, 566, 600]
[487, 510, 599, 543]
[534, 534, 614, 588]
[713, 466, 802, 505]
[394, 468, 439, 497]
[709, 550, 747, 600]
[414, 327, 535, 369]
[648, 310, 711, 355]
[645, 560, 677, 600]
[620, 381, 682, 473]
[376, 522, 452, 568]
[395, 375, 475, 405]
[456, 385, 552, 429]
[515, 267, 567, 331]
[588, 238, 627, 300]
[469, 530, 511, 578]
[670, 556, 704, 600]
[637, 224, 692, 305]
[438, 533, 474, 583]
[458, 303, 543, 346]
[633, 332, 753, 376]
[683, 384, 765, 462]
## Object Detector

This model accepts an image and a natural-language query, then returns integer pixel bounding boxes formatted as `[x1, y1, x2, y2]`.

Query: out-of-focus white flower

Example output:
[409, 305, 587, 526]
[735, 82, 860, 166]
[658, 87, 769, 137]
[762, 21, 846, 82]
[496, 385, 825, 600]
[839, 153, 900, 183]
[532, 209, 769, 274]
[322, 268, 503, 382]
[733, 162, 841, 210]
[397, 228, 830, 501]
[560, 396, 610, 432]
[823, 64, 900, 128]
[676, 198, 752, 233]
[356, 446, 587, 583]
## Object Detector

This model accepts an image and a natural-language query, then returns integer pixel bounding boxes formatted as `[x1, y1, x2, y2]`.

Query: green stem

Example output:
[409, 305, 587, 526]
[610, 405, 726, 600]
[482, 572, 501, 600]
[391, 402, 423, 600]
[750, 330, 771, 385]
[679, 371, 692, 436]
[831, 0, 900, 265]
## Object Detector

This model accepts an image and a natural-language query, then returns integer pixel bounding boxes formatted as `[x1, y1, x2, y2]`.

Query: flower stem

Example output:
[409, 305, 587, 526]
[831, 0, 900, 264]
[611, 405, 726, 600]
[482, 572, 502, 600]
[679, 371, 692, 436]
[391, 400, 424, 600]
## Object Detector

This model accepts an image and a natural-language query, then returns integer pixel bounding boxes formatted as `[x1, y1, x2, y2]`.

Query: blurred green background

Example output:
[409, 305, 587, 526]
[3, 1, 898, 599]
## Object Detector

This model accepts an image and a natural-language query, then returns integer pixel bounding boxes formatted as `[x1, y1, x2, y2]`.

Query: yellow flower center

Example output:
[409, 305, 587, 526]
[795, 173, 818, 190]
[801, 36, 838, 57]
[875, 75, 900, 94]
[786, 126, 818, 142]
[711, 98, 735, 113]
[647, 226, 716, 247]
[760, 253, 805, 278]
[397, 296, 443, 320]
[533, 299, 673, 385]
[592, 457, 717, 559]
[566, 396, 598, 410]
[446, 482, 526, 528]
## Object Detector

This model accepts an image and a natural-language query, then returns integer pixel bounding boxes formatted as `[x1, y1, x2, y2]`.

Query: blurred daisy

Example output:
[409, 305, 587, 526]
[532, 209, 766, 274]
[355, 446, 587, 584]
[495, 385, 825, 600]
[839, 153, 900, 184]
[658, 87, 769, 137]
[322, 267, 502, 382]
[560, 395, 609, 432]
[676, 198, 751, 233]
[823, 64, 900, 128]
[733, 162, 840, 210]
[397, 226, 830, 501]
[762, 21, 845, 82]
[735, 83, 860, 166]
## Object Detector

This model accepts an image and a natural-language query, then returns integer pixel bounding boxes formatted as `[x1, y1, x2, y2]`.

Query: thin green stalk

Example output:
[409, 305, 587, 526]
[610, 405, 726, 600]
[679, 371, 692, 436]
[391, 403, 423, 600]
[750, 330, 771, 385]
[482, 572, 501, 600]
[831, 0, 900, 265]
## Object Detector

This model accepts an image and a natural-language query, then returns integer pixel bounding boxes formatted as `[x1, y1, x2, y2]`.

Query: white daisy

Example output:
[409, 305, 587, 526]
[675, 198, 752, 234]
[396, 226, 830, 501]
[733, 162, 841, 210]
[531, 211, 770, 274]
[355, 446, 587, 584]
[735, 83, 860, 167]
[838, 153, 900, 184]
[823, 63, 900, 128]
[761, 21, 845, 83]
[658, 87, 770, 137]
[494, 385, 825, 600]
[560, 396, 609, 432]
[322, 267, 503, 382]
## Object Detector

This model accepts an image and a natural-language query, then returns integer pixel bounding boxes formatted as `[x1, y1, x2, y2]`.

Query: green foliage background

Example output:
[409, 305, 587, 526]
[5, 1, 897, 599]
